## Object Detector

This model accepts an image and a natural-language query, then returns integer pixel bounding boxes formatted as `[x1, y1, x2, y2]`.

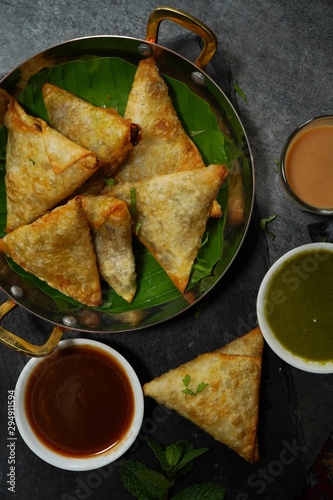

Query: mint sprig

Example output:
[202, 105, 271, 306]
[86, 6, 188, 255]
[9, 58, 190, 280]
[120, 460, 169, 500]
[119, 437, 226, 499]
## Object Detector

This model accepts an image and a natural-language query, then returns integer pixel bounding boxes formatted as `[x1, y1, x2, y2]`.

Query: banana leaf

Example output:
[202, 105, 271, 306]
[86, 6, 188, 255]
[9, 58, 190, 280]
[0, 56, 235, 313]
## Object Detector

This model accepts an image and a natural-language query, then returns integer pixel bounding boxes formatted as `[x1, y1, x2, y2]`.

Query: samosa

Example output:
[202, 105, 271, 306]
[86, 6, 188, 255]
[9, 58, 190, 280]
[80, 194, 137, 303]
[105, 163, 228, 293]
[4, 99, 99, 232]
[115, 57, 208, 182]
[0, 197, 102, 307]
[143, 328, 264, 463]
[115, 57, 222, 217]
[42, 83, 140, 176]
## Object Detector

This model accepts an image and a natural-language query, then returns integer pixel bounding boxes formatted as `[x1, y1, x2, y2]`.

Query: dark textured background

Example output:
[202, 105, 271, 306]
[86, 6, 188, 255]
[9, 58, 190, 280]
[0, 1, 333, 498]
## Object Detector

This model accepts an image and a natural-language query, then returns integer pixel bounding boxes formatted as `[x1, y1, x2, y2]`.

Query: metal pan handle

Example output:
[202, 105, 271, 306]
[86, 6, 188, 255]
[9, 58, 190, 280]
[146, 6, 218, 69]
[0, 299, 64, 357]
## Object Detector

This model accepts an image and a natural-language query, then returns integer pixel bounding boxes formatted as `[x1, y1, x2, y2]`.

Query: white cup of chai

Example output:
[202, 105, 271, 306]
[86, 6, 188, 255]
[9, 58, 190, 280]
[14, 339, 144, 471]
[279, 115, 333, 215]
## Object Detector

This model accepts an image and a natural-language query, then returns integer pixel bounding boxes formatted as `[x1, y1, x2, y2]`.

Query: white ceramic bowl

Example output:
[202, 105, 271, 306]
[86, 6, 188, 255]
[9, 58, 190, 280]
[257, 242, 333, 373]
[15, 339, 144, 470]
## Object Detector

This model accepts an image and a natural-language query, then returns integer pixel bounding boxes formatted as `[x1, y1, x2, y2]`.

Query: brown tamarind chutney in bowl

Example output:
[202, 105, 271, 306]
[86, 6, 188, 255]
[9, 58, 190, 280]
[15, 339, 144, 470]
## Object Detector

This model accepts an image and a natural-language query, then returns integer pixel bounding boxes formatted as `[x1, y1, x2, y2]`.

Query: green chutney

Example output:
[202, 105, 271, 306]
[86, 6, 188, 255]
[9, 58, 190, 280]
[264, 248, 333, 362]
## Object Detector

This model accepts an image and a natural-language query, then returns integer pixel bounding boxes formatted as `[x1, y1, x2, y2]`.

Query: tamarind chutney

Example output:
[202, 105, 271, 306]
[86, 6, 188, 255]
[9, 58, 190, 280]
[24, 344, 134, 457]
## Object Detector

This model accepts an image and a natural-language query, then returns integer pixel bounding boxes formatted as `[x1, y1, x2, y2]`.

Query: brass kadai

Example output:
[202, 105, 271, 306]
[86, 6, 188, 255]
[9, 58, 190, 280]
[0, 7, 254, 355]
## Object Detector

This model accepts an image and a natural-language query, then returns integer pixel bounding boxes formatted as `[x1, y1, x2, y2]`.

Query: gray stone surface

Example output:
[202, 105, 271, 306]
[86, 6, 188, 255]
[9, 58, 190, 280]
[0, 0, 333, 497]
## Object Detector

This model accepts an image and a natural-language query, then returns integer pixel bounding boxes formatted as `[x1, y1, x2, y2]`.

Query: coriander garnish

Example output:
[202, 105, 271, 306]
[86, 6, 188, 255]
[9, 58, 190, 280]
[260, 214, 277, 240]
[104, 177, 115, 186]
[182, 374, 209, 396]
[233, 80, 248, 104]
[129, 187, 137, 218]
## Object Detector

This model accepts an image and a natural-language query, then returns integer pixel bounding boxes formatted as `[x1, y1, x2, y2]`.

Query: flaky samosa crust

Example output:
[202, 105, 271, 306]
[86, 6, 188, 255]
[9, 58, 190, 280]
[143, 329, 263, 463]
[0, 198, 102, 307]
[115, 57, 206, 182]
[81, 195, 137, 303]
[143, 352, 261, 463]
[106, 164, 228, 292]
[217, 326, 264, 357]
[43, 83, 137, 176]
[4, 99, 99, 232]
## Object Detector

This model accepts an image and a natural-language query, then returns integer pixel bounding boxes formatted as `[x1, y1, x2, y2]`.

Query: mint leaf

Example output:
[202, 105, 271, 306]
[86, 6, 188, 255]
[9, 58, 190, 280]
[137, 468, 172, 491]
[182, 375, 190, 387]
[176, 440, 195, 452]
[171, 482, 226, 500]
[119, 439, 224, 499]
[172, 447, 209, 474]
[146, 436, 169, 472]
[166, 443, 183, 468]
[120, 460, 170, 500]
[171, 460, 194, 481]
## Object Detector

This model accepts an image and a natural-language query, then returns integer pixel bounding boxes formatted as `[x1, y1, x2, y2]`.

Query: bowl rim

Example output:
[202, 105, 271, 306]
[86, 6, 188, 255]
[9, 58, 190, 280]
[279, 114, 333, 216]
[14, 338, 144, 471]
[257, 242, 333, 373]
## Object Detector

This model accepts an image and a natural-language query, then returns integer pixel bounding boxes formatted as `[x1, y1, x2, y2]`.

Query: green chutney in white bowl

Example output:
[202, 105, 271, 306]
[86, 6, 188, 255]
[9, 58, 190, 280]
[257, 242, 333, 373]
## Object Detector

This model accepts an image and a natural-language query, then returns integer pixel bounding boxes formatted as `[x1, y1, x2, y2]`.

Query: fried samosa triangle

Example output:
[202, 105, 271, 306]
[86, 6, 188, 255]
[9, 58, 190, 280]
[217, 326, 264, 357]
[0, 197, 102, 307]
[80, 194, 137, 303]
[42, 83, 140, 176]
[216, 326, 264, 463]
[105, 164, 228, 293]
[115, 57, 222, 217]
[115, 57, 208, 182]
[4, 99, 99, 232]
[143, 329, 264, 463]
